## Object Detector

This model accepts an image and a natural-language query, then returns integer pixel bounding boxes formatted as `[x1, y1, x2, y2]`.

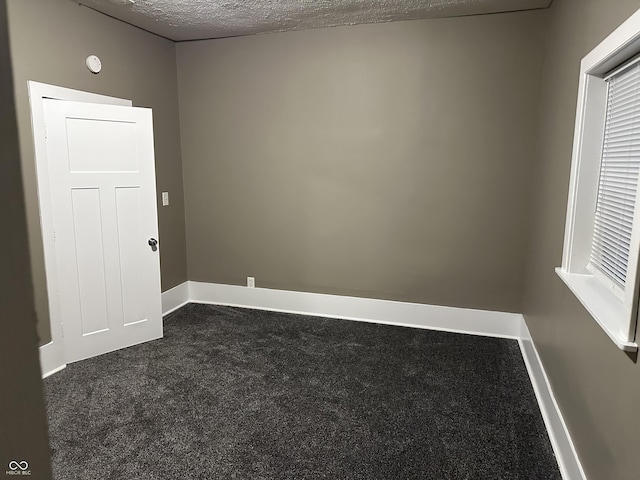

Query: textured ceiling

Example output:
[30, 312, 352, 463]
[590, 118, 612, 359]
[72, 0, 552, 41]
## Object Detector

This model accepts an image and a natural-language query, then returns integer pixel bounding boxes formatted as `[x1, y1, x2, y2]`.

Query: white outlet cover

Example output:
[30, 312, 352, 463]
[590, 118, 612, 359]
[162, 192, 169, 206]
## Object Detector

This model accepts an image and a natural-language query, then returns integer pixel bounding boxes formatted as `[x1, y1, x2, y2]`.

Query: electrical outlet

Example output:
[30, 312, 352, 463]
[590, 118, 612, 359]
[247, 277, 255, 288]
[162, 192, 169, 206]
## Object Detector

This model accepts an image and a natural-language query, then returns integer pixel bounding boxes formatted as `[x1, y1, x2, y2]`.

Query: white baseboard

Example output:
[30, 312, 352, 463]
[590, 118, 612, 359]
[42, 363, 66, 379]
[518, 323, 586, 480]
[161, 281, 190, 316]
[187, 281, 523, 338]
[39, 340, 66, 379]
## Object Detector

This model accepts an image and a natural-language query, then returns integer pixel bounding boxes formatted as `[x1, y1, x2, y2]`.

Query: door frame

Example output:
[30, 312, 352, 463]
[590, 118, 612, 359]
[28, 82, 132, 378]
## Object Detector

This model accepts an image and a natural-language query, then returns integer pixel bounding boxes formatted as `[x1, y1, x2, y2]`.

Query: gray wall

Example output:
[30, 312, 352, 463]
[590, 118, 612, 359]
[7, 0, 188, 345]
[0, 0, 51, 474]
[522, 0, 640, 479]
[176, 12, 546, 312]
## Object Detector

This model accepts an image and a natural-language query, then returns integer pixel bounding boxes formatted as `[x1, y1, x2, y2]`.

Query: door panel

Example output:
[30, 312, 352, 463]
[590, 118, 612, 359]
[66, 118, 139, 172]
[43, 99, 162, 363]
[71, 187, 109, 335]
[115, 186, 147, 325]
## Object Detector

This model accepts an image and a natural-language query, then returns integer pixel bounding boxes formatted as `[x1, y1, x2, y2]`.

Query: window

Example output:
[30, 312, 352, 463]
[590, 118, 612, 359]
[588, 61, 640, 297]
[558, 8, 640, 352]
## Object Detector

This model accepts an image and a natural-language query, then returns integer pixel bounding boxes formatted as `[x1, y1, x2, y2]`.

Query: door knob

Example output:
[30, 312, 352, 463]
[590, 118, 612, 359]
[148, 238, 158, 247]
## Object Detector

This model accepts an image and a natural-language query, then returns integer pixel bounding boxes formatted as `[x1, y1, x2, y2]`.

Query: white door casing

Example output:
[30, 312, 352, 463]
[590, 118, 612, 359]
[43, 98, 162, 363]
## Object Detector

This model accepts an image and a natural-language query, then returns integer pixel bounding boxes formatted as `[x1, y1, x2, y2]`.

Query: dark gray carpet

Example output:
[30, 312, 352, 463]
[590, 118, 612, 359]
[44, 303, 561, 479]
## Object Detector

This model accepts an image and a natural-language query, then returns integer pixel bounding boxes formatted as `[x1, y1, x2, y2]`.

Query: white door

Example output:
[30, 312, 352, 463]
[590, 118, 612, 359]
[43, 99, 162, 363]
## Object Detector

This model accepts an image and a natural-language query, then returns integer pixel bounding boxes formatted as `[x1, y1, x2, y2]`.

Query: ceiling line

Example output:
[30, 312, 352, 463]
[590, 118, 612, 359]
[74, 1, 175, 42]
[174, 5, 552, 43]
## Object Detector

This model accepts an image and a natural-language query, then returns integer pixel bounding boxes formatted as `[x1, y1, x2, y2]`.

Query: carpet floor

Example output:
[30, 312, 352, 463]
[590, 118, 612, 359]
[44, 303, 561, 479]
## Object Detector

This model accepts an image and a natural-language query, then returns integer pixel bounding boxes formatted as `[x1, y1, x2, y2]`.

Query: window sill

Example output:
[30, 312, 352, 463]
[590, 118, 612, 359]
[555, 268, 638, 352]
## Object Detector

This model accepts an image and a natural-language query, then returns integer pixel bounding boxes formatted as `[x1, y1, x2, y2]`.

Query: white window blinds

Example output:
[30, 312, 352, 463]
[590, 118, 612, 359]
[590, 61, 640, 288]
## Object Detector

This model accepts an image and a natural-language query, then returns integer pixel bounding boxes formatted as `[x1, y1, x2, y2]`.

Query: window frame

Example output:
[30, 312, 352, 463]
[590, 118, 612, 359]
[557, 8, 640, 352]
